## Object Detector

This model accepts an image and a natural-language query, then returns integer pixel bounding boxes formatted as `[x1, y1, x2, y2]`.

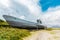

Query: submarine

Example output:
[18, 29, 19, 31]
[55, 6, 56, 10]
[3, 15, 46, 29]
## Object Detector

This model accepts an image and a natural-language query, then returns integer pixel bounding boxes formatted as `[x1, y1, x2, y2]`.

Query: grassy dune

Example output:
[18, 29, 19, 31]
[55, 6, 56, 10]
[0, 27, 30, 40]
[0, 19, 31, 40]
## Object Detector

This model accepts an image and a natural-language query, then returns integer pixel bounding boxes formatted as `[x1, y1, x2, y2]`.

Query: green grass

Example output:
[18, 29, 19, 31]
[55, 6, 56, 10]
[46, 28, 53, 31]
[0, 27, 30, 40]
[0, 19, 31, 40]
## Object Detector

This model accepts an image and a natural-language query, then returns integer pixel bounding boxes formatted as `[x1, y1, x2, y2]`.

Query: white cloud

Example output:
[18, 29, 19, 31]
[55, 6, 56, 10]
[41, 6, 60, 27]
[0, 0, 11, 7]
[14, 0, 41, 16]
[19, 16, 25, 19]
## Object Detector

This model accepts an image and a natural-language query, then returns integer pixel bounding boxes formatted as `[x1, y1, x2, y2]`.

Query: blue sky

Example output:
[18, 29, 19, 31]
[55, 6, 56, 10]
[0, 0, 60, 27]
[39, 0, 60, 11]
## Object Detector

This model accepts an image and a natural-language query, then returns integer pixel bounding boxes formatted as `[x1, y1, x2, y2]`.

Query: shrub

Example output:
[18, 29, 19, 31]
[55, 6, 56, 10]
[47, 28, 53, 31]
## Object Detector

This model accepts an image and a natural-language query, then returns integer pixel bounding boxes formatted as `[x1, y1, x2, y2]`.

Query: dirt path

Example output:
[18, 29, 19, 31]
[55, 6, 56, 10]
[23, 30, 60, 40]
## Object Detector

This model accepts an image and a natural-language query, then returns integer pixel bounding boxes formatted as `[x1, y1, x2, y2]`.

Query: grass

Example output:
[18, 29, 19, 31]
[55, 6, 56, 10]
[46, 28, 53, 31]
[47, 28, 60, 31]
[0, 19, 31, 40]
[0, 26, 30, 40]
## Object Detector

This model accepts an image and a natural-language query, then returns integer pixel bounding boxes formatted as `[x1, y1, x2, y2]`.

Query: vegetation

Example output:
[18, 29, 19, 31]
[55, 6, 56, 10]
[0, 27, 30, 40]
[46, 28, 53, 31]
[0, 19, 30, 40]
[47, 27, 60, 31]
[0, 19, 9, 25]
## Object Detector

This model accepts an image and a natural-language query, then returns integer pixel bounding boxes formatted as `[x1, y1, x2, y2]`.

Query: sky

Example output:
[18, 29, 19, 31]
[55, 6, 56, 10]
[0, 0, 60, 27]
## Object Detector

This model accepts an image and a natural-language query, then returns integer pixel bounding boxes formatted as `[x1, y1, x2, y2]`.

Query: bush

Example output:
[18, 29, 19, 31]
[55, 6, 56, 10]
[0, 27, 30, 40]
[47, 28, 53, 31]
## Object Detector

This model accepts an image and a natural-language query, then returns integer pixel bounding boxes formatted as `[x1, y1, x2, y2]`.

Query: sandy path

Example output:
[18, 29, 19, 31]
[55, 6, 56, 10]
[23, 30, 60, 40]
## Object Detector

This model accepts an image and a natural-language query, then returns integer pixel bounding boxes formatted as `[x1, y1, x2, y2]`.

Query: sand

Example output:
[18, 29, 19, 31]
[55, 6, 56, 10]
[23, 30, 60, 40]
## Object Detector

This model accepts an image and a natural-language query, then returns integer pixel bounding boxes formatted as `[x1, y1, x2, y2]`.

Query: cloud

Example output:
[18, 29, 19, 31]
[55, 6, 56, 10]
[0, 0, 11, 7]
[14, 0, 41, 16]
[19, 16, 25, 19]
[41, 6, 60, 27]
